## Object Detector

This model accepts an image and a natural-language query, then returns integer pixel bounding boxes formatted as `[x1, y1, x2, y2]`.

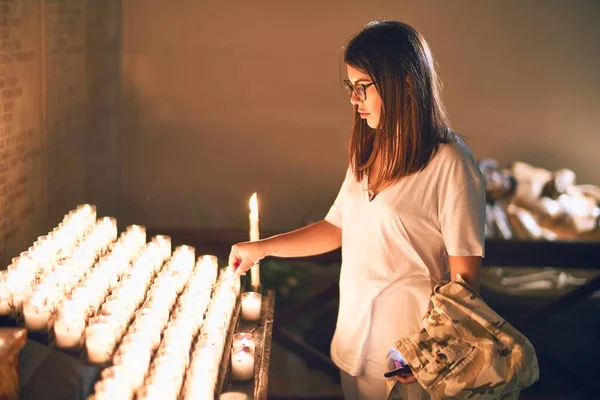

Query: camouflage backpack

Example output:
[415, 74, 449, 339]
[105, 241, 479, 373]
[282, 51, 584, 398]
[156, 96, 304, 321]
[391, 274, 539, 399]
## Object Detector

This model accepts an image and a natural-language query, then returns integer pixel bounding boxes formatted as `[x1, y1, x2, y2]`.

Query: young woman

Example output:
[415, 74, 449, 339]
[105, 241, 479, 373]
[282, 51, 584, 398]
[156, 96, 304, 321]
[229, 20, 486, 400]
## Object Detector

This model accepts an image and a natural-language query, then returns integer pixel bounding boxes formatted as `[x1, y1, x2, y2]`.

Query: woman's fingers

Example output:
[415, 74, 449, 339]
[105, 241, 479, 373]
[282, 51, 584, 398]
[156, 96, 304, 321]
[228, 245, 242, 269]
[229, 243, 261, 276]
[396, 373, 417, 384]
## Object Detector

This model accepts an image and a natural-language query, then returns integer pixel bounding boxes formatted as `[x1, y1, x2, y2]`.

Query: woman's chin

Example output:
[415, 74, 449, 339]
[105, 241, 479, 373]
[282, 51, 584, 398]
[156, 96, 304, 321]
[367, 119, 379, 129]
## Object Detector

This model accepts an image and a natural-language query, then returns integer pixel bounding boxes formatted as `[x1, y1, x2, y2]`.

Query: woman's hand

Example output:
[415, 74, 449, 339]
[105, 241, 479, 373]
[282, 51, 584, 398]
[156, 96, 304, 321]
[228, 241, 266, 276]
[396, 370, 417, 384]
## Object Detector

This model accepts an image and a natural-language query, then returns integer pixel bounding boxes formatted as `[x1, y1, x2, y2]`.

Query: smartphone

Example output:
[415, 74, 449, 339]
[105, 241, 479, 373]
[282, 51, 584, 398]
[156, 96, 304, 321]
[383, 364, 411, 378]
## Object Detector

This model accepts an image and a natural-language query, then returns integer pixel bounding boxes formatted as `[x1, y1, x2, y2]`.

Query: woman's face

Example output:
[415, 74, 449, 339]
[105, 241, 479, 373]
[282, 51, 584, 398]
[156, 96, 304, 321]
[346, 64, 382, 129]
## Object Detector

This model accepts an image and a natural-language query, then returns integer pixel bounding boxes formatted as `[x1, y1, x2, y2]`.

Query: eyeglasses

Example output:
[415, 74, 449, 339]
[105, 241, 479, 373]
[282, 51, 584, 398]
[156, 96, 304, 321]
[343, 79, 376, 102]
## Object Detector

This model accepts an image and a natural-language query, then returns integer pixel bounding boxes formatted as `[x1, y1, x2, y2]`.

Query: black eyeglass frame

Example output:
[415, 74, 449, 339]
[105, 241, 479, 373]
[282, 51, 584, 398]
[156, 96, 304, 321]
[343, 79, 377, 101]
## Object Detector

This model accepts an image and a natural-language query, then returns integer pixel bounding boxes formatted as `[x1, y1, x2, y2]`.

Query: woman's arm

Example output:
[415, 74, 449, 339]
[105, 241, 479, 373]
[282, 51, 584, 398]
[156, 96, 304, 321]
[260, 219, 342, 258]
[449, 255, 481, 293]
[229, 219, 341, 274]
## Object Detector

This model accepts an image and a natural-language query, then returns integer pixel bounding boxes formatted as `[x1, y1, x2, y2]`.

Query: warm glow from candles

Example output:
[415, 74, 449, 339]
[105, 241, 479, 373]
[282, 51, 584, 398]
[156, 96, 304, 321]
[5, 202, 252, 399]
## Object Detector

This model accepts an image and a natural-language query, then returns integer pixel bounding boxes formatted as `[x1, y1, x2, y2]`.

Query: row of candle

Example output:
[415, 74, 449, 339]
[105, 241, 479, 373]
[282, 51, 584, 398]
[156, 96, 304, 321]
[91, 247, 200, 399]
[85, 244, 194, 364]
[89, 259, 239, 400]
[0, 203, 262, 399]
[22, 217, 119, 331]
[53, 226, 154, 347]
[0, 204, 100, 314]
[179, 268, 241, 399]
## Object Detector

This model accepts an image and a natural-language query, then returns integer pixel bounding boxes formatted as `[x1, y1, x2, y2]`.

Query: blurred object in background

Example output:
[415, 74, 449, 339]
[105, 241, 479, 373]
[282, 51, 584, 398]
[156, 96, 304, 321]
[479, 159, 600, 298]
[481, 266, 596, 297]
[480, 159, 518, 203]
[479, 159, 600, 240]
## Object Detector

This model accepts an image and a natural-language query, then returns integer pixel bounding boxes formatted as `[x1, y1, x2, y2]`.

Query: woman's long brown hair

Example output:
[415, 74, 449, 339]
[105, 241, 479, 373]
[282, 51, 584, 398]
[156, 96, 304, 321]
[344, 20, 456, 192]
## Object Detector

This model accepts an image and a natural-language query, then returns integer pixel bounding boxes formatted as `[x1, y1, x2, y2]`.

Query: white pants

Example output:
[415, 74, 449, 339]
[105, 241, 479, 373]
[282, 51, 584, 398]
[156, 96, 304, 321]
[340, 370, 430, 400]
[340, 370, 387, 400]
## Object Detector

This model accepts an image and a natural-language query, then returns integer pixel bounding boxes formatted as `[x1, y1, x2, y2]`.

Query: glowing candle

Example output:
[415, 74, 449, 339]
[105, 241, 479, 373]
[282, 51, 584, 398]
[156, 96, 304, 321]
[152, 235, 172, 261]
[240, 292, 261, 322]
[200, 254, 218, 270]
[22, 299, 51, 331]
[86, 334, 114, 364]
[248, 193, 260, 289]
[54, 318, 85, 348]
[232, 332, 256, 351]
[230, 344, 254, 381]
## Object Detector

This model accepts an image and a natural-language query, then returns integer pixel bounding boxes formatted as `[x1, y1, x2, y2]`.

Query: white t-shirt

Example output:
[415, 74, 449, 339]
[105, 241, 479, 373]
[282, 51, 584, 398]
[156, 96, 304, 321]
[324, 137, 486, 378]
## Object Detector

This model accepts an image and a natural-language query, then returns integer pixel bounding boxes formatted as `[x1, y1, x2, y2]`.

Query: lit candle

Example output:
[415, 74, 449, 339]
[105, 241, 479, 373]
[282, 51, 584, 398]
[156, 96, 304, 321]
[230, 344, 255, 381]
[240, 292, 261, 322]
[199, 254, 218, 271]
[248, 193, 260, 290]
[126, 224, 147, 246]
[152, 235, 172, 261]
[86, 334, 114, 364]
[54, 318, 85, 348]
[22, 299, 52, 331]
[101, 217, 118, 241]
[232, 332, 256, 351]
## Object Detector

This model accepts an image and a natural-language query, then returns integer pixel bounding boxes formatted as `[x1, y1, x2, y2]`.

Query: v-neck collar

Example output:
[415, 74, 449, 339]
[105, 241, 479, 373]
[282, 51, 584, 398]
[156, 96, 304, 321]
[364, 175, 381, 203]
[364, 171, 397, 203]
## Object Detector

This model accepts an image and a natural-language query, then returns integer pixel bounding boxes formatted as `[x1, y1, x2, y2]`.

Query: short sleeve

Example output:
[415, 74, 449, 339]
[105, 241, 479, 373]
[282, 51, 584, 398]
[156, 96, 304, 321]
[324, 168, 352, 229]
[440, 179, 486, 257]
[437, 142, 486, 257]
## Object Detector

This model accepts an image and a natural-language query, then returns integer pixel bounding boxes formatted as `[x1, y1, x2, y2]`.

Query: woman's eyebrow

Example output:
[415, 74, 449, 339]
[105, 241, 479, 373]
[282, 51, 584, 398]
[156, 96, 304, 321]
[349, 78, 372, 84]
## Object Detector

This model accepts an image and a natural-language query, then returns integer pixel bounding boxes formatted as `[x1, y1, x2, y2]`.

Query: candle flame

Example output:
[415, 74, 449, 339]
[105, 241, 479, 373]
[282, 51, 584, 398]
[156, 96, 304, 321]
[249, 193, 258, 214]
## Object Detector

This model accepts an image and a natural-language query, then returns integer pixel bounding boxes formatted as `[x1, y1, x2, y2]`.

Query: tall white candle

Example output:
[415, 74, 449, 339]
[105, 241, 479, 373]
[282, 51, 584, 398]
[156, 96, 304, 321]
[248, 193, 260, 290]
